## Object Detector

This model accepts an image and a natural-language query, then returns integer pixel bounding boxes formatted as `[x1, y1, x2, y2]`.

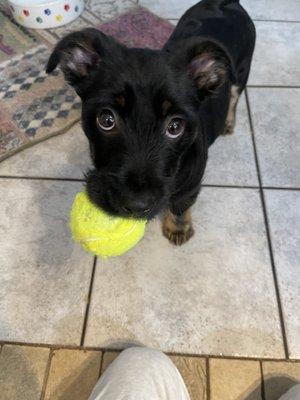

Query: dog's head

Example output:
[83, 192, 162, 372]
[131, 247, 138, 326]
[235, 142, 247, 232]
[47, 28, 230, 219]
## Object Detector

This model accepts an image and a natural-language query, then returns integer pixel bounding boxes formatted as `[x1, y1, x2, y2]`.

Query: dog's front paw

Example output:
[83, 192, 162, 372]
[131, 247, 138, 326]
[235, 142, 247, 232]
[223, 119, 235, 135]
[162, 210, 194, 246]
[163, 225, 194, 246]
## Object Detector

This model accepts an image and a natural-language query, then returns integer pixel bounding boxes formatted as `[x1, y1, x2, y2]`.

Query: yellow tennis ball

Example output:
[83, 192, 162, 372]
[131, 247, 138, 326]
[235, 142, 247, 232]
[70, 191, 146, 258]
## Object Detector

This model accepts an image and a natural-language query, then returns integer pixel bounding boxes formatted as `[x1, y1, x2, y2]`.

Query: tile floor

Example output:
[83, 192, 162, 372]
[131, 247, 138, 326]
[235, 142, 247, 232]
[0, 0, 299, 399]
[0, 345, 300, 400]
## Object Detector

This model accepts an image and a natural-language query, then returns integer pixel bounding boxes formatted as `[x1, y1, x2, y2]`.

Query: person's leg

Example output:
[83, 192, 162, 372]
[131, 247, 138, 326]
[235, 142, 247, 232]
[89, 347, 190, 400]
[279, 384, 300, 400]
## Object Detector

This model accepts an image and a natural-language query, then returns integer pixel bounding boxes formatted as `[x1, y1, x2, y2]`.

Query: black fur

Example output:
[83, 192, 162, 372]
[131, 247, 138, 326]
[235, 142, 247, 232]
[46, 0, 255, 227]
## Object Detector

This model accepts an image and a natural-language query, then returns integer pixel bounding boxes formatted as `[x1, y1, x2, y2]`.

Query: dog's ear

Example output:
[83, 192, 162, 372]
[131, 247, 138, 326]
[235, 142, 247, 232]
[169, 39, 232, 94]
[187, 42, 231, 92]
[46, 28, 112, 89]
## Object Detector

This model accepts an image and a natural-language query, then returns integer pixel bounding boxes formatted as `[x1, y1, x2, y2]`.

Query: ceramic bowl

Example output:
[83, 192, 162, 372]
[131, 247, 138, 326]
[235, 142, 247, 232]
[8, 0, 84, 29]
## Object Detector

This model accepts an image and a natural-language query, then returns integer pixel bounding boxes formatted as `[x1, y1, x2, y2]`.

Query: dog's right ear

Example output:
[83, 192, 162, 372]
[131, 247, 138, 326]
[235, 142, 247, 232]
[167, 38, 233, 96]
[46, 28, 110, 89]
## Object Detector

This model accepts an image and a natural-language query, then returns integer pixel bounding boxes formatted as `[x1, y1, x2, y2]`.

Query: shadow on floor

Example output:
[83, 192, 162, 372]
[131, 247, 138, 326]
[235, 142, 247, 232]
[244, 376, 299, 400]
[0, 345, 47, 399]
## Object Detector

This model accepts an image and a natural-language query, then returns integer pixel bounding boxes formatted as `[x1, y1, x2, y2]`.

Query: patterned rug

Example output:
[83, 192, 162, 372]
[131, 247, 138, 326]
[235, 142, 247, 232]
[0, 4, 173, 162]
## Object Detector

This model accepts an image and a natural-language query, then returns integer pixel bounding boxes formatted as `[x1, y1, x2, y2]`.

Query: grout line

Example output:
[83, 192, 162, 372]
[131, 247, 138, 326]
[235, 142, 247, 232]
[165, 18, 300, 24]
[245, 88, 289, 359]
[40, 349, 53, 400]
[1, 339, 299, 362]
[47, 30, 60, 40]
[29, 28, 57, 46]
[262, 187, 300, 191]
[80, 257, 97, 347]
[202, 183, 258, 189]
[80, 13, 102, 27]
[165, 351, 292, 363]
[98, 352, 104, 379]
[260, 361, 266, 400]
[0, 175, 298, 191]
[247, 85, 300, 89]
[252, 18, 300, 23]
[87, 7, 111, 22]
[80, 14, 93, 24]
[206, 358, 211, 400]
[98, 352, 104, 378]
[0, 175, 85, 182]
[202, 184, 300, 191]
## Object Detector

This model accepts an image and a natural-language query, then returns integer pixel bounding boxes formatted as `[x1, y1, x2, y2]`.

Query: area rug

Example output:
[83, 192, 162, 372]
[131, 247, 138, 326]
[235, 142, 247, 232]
[0, 6, 174, 162]
[0, 10, 37, 62]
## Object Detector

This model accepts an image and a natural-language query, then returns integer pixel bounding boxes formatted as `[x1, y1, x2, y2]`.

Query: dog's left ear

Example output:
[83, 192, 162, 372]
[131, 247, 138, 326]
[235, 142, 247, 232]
[168, 39, 232, 94]
[46, 28, 117, 92]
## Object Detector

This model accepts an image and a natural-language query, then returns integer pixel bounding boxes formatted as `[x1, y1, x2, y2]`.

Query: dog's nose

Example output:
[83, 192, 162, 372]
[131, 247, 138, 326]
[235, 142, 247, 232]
[122, 197, 153, 216]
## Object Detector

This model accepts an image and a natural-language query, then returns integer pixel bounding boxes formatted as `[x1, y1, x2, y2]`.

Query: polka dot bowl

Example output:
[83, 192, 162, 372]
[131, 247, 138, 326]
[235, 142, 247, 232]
[8, 0, 84, 29]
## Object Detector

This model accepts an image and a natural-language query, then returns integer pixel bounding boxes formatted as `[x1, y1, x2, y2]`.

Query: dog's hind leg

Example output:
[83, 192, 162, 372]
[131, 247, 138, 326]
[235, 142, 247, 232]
[224, 84, 240, 135]
[163, 209, 194, 246]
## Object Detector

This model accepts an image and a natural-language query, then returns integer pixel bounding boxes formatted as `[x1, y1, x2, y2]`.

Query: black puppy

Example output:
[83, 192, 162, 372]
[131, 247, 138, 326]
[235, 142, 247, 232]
[47, 0, 255, 245]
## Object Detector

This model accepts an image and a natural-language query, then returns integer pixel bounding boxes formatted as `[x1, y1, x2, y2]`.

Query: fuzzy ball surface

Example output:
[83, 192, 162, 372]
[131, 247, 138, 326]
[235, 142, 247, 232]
[70, 191, 146, 258]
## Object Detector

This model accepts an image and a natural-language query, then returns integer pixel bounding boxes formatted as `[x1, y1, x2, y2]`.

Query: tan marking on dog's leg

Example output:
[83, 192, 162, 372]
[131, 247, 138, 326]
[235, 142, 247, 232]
[224, 84, 240, 135]
[163, 209, 194, 246]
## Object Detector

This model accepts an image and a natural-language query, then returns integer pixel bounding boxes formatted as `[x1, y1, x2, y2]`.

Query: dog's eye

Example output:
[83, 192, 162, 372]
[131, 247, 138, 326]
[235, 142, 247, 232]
[97, 109, 116, 131]
[166, 118, 186, 138]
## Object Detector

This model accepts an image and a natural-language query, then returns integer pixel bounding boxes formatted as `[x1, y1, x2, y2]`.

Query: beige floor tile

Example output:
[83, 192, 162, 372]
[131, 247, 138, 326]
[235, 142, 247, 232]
[210, 358, 262, 400]
[0, 179, 94, 345]
[141, 0, 300, 21]
[170, 356, 207, 400]
[140, 0, 195, 19]
[0, 345, 49, 400]
[44, 349, 101, 400]
[249, 22, 300, 86]
[85, 187, 284, 358]
[248, 89, 300, 188]
[265, 190, 300, 358]
[263, 361, 300, 400]
[85, 0, 137, 22]
[0, 123, 91, 179]
[101, 351, 121, 373]
[262, 361, 300, 400]
[241, 0, 300, 21]
[203, 94, 258, 186]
